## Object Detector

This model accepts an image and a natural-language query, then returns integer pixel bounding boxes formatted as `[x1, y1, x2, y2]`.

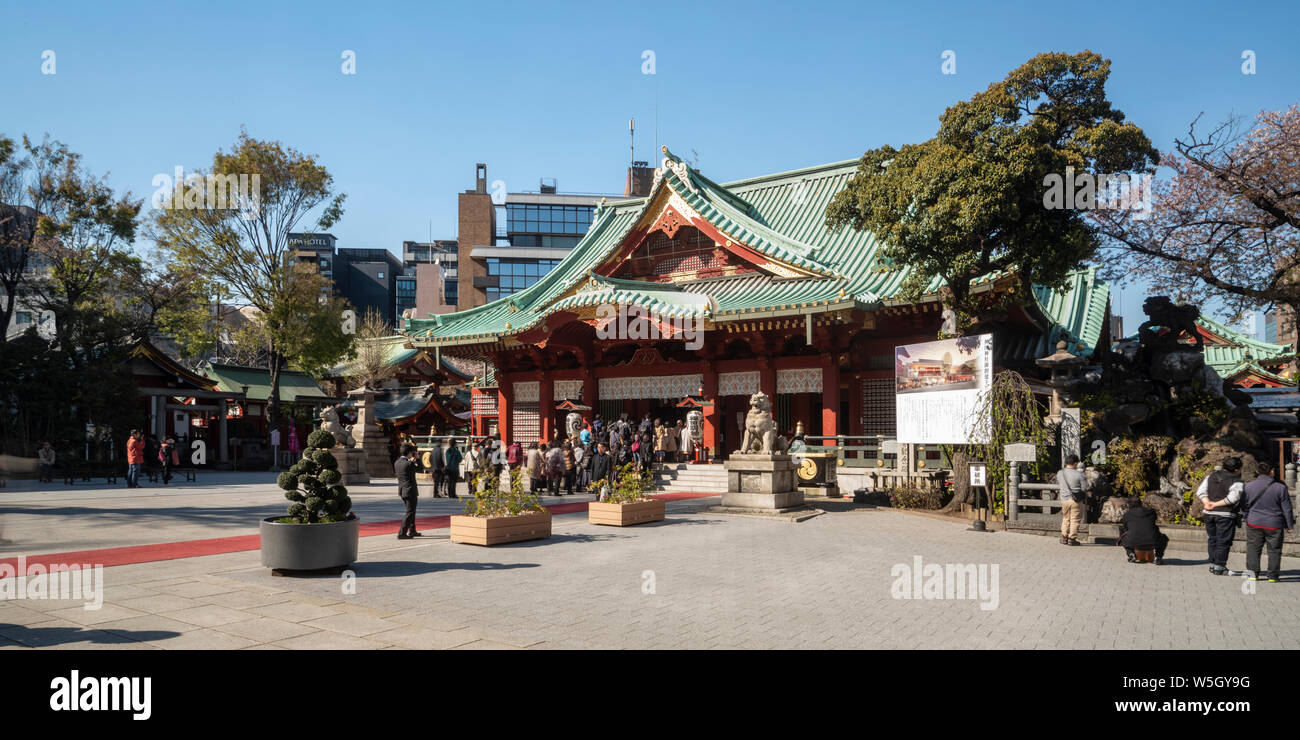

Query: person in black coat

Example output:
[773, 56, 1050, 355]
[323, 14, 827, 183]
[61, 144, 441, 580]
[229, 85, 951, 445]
[589, 442, 613, 496]
[395, 444, 422, 539]
[1118, 497, 1168, 564]
[429, 438, 446, 498]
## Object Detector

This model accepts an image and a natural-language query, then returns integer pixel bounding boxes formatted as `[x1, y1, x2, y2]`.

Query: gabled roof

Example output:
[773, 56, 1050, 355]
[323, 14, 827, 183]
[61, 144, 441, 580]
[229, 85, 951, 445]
[1196, 315, 1292, 376]
[325, 335, 424, 379]
[128, 341, 216, 390]
[1221, 361, 1291, 387]
[203, 362, 334, 403]
[404, 149, 1092, 349]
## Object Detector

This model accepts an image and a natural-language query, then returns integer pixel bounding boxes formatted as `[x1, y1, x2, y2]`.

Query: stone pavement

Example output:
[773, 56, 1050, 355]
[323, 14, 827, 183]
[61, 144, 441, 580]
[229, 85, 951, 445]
[2, 493, 1297, 649]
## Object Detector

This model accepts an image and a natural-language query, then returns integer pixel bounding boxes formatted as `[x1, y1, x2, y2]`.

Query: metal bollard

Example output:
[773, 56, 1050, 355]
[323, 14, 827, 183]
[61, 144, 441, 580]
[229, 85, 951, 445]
[1286, 462, 1296, 490]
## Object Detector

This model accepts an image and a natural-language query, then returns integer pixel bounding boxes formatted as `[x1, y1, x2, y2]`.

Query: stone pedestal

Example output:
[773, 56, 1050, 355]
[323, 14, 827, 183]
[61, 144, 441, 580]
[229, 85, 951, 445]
[348, 388, 392, 478]
[720, 454, 805, 511]
[340, 447, 370, 485]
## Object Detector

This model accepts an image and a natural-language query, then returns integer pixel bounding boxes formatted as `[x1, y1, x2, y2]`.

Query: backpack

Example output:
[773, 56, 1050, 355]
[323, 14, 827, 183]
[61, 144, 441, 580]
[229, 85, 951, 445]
[1205, 470, 1241, 511]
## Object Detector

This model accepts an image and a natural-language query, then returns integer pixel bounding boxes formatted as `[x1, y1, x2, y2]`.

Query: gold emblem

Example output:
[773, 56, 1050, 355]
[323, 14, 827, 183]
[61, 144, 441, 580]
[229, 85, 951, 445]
[798, 457, 818, 481]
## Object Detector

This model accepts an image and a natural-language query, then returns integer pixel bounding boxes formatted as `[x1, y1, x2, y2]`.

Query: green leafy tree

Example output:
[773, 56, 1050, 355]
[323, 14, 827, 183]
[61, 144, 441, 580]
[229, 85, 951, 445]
[825, 51, 1158, 334]
[607, 462, 652, 503]
[0, 135, 153, 459]
[152, 129, 350, 434]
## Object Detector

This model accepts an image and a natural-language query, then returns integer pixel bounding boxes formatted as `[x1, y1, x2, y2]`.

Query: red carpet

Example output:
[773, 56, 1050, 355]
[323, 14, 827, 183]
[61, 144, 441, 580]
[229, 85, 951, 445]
[0, 492, 719, 573]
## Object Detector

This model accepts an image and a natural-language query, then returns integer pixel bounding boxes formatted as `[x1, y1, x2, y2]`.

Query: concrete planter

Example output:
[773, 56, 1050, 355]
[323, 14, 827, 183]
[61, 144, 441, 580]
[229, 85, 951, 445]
[589, 499, 665, 526]
[450, 511, 551, 546]
[259, 516, 359, 571]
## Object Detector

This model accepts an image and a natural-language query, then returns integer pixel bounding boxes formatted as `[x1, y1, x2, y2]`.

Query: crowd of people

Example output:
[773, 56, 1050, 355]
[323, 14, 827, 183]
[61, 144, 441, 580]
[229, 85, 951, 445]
[414, 413, 701, 499]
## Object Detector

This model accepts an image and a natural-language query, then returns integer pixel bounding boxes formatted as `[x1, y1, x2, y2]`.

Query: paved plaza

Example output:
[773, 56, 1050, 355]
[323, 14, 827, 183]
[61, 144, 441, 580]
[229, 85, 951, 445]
[1, 474, 1297, 650]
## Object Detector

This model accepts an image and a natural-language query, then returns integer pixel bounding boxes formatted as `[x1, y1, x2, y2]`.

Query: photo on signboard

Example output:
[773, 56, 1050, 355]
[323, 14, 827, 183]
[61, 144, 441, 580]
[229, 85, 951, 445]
[894, 336, 984, 395]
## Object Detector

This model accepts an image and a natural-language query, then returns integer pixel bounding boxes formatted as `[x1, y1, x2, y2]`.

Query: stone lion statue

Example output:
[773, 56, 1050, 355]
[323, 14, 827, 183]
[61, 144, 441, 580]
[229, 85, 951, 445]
[740, 392, 787, 455]
[319, 406, 355, 448]
[1138, 296, 1203, 350]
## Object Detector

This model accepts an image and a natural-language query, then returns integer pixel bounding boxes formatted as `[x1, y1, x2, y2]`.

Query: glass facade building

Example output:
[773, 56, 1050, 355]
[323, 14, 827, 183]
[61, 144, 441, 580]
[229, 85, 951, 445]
[484, 257, 563, 303]
[505, 203, 594, 248]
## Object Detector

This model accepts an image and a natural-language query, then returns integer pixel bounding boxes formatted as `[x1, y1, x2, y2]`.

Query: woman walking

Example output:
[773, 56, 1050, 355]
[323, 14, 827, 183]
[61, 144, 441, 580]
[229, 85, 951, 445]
[526, 442, 544, 494]
[661, 419, 677, 463]
[546, 442, 566, 496]
[159, 437, 179, 485]
[563, 441, 577, 496]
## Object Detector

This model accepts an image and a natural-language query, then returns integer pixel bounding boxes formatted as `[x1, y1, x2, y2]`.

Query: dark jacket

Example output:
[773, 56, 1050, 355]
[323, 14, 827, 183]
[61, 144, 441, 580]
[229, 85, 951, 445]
[395, 456, 418, 499]
[589, 451, 612, 484]
[1242, 475, 1296, 531]
[1119, 505, 1161, 548]
[444, 446, 462, 476]
[430, 445, 445, 472]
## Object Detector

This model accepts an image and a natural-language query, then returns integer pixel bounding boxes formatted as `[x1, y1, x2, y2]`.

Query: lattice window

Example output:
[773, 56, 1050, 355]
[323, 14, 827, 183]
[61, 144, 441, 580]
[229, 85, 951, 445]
[512, 402, 540, 444]
[860, 378, 896, 436]
[472, 394, 498, 417]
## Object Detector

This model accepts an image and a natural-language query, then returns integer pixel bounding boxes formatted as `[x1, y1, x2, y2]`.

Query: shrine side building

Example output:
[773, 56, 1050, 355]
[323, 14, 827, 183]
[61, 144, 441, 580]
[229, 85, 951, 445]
[403, 148, 1111, 457]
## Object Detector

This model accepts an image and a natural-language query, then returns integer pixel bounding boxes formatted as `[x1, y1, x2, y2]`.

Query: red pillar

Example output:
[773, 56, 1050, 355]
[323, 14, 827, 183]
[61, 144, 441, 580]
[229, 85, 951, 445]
[759, 357, 777, 400]
[538, 373, 553, 442]
[702, 364, 719, 457]
[821, 357, 840, 438]
[582, 370, 596, 427]
[497, 380, 511, 444]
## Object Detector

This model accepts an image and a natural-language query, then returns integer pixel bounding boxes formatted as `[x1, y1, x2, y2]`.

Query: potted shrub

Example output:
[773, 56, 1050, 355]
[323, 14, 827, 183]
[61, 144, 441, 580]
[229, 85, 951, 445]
[450, 467, 551, 546]
[259, 430, 359, 573]
[589, 463, 665, 526]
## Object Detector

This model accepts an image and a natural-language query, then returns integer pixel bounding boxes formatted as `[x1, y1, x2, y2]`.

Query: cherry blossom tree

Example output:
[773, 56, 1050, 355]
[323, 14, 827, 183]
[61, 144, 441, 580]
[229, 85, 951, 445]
[1094, 106, 1300, 337]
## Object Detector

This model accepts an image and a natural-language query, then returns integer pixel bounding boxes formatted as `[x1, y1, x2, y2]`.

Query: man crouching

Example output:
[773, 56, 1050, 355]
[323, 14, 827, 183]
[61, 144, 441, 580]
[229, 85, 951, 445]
[1118, 497, 1168, 565]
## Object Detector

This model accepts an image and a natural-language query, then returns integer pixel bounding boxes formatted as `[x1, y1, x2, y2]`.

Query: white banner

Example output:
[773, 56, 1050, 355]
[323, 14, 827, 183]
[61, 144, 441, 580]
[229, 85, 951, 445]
[894, 334, 992, 444]
[513, 381, 539, 403]
[718, 371, 759, 396]
[553, 379, 582, 401]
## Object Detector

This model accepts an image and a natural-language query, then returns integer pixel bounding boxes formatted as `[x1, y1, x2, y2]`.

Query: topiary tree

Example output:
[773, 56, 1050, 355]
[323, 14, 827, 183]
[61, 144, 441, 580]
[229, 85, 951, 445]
[276, 429, 353, 523]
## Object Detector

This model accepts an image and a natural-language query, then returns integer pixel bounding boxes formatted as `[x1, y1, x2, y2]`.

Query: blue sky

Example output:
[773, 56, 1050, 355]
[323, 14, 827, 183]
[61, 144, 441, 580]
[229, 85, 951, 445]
[3, 0, 1297, 332]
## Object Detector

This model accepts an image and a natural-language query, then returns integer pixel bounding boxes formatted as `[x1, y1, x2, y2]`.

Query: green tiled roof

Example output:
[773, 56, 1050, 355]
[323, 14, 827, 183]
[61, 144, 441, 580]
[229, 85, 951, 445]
[326, 336, 421, 378]
[405, 149, 1094, 350]
[1221, 361, 1291, 385]
[203, 363, 334, 403]
[1196, 315, 1292, 377]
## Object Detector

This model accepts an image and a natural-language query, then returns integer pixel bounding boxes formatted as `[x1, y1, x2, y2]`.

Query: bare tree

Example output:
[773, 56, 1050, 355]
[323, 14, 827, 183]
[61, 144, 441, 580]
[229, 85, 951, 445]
[349, 307, 398, 390]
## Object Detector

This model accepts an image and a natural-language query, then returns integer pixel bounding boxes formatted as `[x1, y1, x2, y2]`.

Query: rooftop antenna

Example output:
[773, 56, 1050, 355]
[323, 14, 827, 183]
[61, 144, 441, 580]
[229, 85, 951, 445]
[629, 118, 635, 167]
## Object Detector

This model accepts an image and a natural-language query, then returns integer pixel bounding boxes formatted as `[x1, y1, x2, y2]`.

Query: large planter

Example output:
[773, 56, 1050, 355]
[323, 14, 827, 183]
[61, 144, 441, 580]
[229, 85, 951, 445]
[259, 516, 359, 571]
[450, 511, 551, 546]
[589, 499, 665, 526]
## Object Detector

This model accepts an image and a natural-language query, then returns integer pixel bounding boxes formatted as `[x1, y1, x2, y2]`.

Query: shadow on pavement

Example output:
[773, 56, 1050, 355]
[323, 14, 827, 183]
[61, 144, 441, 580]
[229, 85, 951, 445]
[0, 622, 179, 647]
[638, 517, 715, 528]
[350, 560, 541, 577]
[508, 532, 625, 546]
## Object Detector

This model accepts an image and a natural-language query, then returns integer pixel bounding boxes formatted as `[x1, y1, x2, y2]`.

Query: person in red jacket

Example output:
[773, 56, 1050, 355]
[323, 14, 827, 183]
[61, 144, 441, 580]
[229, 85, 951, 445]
[125, 430, 145, 488]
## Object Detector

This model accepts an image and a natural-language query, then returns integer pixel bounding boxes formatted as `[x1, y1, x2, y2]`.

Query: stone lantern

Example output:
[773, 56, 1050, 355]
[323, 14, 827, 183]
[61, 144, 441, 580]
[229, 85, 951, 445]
[1036, 340, 1085, 419]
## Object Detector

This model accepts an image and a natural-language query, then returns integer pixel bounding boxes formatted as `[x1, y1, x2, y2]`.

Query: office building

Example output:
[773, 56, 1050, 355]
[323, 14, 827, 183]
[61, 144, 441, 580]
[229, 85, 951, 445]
[456, 164, 625, 310]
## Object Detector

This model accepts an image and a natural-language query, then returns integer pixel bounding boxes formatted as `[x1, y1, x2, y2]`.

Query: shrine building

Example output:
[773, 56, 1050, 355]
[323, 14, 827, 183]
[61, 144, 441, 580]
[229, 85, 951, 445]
[403, 148, 1111, 457]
